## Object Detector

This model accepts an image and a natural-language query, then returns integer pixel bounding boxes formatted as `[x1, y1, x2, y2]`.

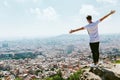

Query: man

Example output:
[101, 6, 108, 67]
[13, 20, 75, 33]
[69, 10, 115, 67]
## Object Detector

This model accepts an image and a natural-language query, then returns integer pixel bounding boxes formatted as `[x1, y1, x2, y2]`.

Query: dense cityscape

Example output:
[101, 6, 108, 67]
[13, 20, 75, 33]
[0, 34, 120, 80]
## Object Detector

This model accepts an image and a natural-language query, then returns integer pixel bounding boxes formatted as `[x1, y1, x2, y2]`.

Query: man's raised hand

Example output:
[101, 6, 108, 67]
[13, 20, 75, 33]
[110, 10, 116, 14]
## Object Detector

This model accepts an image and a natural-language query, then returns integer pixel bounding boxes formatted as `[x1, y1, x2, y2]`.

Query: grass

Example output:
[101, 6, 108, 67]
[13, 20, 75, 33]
[115, 60, 120, 64]
[112, 60, 120, 64]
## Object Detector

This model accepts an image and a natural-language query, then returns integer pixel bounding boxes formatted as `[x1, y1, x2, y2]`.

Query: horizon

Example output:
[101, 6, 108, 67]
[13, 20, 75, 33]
[0, 0, 120, 40]
[0, 33, 120, 41]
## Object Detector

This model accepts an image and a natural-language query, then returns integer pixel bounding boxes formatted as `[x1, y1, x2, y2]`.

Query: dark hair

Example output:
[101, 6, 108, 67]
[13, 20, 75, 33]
[86, 15, 92, 20]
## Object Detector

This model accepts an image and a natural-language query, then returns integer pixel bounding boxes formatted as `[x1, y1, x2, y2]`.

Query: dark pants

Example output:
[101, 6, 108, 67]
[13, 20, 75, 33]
[90, 42, 99, 64]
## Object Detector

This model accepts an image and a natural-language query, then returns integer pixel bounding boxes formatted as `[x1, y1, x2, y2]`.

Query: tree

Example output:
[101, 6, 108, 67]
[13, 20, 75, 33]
[67, 69, 83, 80]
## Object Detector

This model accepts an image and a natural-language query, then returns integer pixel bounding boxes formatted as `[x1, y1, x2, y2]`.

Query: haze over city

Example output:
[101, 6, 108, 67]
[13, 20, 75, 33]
[0, 0, 120, 40]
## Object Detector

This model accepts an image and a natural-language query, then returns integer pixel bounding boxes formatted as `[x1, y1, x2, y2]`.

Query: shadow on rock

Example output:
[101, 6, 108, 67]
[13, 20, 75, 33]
[89, 67, 120, 80]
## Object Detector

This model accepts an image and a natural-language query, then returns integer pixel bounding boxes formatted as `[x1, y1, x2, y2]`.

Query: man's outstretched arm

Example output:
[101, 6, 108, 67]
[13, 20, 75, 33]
[100, 10, 115, 22]
[69, 27, 85, 34]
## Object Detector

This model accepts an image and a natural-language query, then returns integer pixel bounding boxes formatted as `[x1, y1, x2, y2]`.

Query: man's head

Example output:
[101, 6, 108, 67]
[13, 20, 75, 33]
[86, 15, 92, 23]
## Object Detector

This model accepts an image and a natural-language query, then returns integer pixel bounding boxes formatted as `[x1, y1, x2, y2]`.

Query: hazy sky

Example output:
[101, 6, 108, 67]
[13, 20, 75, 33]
[0, 0, 120, 39]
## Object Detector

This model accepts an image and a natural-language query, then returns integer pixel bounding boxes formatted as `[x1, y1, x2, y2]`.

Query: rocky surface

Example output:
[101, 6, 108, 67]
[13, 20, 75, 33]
[80, 64, 120, 80]
[80, 71, 101, 80]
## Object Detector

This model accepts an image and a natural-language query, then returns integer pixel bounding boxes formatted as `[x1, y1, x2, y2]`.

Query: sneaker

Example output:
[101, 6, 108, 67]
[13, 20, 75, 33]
[89, 64, 99, 68]
[97, 61, 104, 67]
[89, 63, 97, 68]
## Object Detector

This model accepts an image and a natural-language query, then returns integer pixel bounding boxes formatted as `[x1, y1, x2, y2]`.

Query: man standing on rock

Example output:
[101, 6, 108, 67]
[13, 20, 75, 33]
[69, 10, 115, 67]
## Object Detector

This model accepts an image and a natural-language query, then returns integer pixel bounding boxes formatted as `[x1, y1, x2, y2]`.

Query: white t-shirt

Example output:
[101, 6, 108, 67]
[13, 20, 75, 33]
[84, 20, 100, 43]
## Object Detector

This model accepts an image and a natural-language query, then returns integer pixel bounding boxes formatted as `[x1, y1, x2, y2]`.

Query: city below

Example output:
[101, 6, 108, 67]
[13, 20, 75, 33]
[0, 34, 120, 80]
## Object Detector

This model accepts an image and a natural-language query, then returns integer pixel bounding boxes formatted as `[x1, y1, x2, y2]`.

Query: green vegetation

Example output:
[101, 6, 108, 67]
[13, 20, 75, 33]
[45, 70, 64, 80]
[0, 52, 38, 60]
[13, 52, 37, 59]
[113, 60, 120, 64]
[15, 77, 22, 80]
[46, 75, 64, 80]
[45, 69, 83, 80]
[67, 69, 83, 80]
[15, 77, 40, 80]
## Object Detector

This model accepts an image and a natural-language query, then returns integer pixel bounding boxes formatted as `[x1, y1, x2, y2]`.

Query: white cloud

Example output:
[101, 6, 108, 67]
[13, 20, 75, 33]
[30, 8, 42, 16]
[96, 0, 118, 4]
[29, 7, 58, 20]
[43, 7, 58, 20]
[79, 4, 99, 16]
[15, 0, 41, 3]
[3, 1, 9, 7]
[32, 0, 39, 3]
[16, 0, 25, 3]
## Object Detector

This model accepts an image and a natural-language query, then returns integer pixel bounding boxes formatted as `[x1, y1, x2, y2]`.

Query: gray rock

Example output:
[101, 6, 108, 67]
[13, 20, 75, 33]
[89, 67, 120, 80]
